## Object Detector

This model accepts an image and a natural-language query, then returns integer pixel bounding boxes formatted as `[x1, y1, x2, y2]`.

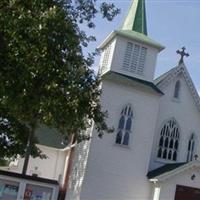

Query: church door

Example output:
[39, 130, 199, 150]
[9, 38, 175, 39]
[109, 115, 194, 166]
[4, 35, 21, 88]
[175, 185, 200, 200]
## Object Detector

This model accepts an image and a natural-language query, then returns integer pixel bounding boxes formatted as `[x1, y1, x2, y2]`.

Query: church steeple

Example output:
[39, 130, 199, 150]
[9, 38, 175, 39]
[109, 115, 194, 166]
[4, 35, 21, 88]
[98, 0, 164, 82]
[122, 0, 147, 35]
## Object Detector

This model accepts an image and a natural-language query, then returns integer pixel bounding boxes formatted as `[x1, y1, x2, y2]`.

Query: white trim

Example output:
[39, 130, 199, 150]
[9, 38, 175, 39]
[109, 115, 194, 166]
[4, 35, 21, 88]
[157, 63, 200, 113]
[98, 30, 165, 51]
[153, 187, 161, 200]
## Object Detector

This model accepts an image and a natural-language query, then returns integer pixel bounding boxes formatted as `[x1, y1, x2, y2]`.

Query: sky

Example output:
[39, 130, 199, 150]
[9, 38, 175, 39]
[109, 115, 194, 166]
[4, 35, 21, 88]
[83, 0, 200, 92]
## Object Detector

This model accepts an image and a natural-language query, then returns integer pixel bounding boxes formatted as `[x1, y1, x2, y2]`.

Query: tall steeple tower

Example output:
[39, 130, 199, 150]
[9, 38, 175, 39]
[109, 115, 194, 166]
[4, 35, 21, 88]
[67, 2, 166, 200]
[122, 0, 147, 35]
[99, 0, 164, 82]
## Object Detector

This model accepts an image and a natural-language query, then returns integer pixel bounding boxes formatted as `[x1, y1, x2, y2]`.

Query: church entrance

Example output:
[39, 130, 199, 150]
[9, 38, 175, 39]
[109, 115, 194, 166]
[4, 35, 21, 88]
[174, 185, 200, 200]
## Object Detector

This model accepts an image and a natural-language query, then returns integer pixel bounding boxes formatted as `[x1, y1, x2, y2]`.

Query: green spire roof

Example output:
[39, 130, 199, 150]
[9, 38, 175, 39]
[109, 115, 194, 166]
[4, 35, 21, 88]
[99, 0, 165, 52]
[122, 0, 147, 35]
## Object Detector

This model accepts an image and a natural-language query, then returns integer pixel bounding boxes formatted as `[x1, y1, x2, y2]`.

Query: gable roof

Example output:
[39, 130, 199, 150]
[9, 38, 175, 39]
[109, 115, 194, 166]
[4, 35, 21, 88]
[102, 71, 164, 95]
[154, 66, 178, 85]
[154, 63, 200, 112]
[147, 160, 200, 182]
[35, 124, 68, 149]
[147, 162, 186, 179]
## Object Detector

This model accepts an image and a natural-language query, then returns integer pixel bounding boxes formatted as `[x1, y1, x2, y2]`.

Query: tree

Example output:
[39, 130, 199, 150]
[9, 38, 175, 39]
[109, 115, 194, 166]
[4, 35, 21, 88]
[0, 0, 119, 174]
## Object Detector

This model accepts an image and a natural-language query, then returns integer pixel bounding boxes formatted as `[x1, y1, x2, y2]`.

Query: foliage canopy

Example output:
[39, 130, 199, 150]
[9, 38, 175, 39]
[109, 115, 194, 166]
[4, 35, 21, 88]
[0, 0, 119, 159]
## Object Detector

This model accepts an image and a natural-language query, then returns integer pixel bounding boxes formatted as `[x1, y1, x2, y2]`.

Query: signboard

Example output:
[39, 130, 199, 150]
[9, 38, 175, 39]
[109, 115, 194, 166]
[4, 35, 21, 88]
[24, 184, 53, 200]
[24, 187, 32, 200]
[0, 172, 58, 200]
[0, 179, 19, 200]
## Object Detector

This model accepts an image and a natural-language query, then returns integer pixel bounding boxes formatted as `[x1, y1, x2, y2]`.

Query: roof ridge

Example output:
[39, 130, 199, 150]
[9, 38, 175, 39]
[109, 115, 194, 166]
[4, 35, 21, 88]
[154, 66, 178, 85]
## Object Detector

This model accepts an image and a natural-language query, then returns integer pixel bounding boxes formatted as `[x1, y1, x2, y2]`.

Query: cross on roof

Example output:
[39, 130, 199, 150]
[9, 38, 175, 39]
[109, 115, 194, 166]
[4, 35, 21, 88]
[176, 47, 189, 64]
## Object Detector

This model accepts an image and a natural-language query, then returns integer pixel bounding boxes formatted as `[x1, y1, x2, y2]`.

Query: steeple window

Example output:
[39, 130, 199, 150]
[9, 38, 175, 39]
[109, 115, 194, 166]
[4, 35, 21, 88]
[115, 104, 133, 146]
[187, 133, 195, 162]
[157, 119, 180, 161]
[122, 42, 147, 75]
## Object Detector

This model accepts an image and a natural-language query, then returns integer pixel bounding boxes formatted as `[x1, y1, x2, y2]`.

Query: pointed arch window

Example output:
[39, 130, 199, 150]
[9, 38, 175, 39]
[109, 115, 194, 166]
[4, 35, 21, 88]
[115, 104, 133, 146]
[157, 119, 180, 161]
[174, 80, 181, 99]
[187, 133, 195, 162]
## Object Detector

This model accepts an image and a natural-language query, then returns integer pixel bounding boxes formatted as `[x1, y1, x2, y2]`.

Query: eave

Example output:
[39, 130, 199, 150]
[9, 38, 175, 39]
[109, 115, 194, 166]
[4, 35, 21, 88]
[102, 71, 164, 96]
[148, 160, 200, 182]
[98, 30, 165, 52]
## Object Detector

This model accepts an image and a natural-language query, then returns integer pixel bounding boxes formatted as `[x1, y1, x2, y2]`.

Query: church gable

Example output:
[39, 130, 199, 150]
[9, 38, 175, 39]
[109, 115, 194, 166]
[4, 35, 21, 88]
[149, 63, 200, 171]
[155, 64, 200, 113]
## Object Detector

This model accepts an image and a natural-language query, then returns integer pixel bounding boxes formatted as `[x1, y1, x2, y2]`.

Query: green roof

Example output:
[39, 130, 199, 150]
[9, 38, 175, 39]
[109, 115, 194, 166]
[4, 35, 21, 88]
[98, 30, 164, 51]
[103, 71, 164, 95]
[116, 30, 164, 51]
[147, 162, 186, 179]
[35, 125, 67, 149]
[122, 0, 147, 35]
[98, 0, 164, 51]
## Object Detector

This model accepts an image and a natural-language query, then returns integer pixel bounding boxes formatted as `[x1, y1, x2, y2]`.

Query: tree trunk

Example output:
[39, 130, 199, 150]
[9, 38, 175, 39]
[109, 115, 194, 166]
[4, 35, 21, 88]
[22, 123, 36, 175]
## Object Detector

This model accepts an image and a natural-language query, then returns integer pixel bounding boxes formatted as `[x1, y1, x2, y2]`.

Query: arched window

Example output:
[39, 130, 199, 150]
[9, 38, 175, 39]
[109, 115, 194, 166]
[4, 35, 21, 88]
[187, 133, 195, 162]
[157, 119, 180, 161]
[174, 80, 181, 99]
[115, 104, 133, 146]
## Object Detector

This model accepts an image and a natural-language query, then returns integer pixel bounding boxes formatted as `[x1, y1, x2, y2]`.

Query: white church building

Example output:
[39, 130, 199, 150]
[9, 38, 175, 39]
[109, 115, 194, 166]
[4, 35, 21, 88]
[1, 0, 200, 199]
[66, 0, 200, 199]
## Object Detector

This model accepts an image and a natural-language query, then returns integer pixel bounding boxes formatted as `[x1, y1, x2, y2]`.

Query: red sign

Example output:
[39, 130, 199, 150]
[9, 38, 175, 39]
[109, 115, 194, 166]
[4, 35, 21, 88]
[23, 187, 32, 200]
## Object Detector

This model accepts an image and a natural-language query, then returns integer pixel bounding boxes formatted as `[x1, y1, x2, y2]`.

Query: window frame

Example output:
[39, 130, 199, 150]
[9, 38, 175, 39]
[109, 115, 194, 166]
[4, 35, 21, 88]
[173, 80, 181, 101]
[122, 41, 147, 76]
[156, 118, 180, 163]
[186, 133, 196, 162]
[115, 104, 134, 147]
